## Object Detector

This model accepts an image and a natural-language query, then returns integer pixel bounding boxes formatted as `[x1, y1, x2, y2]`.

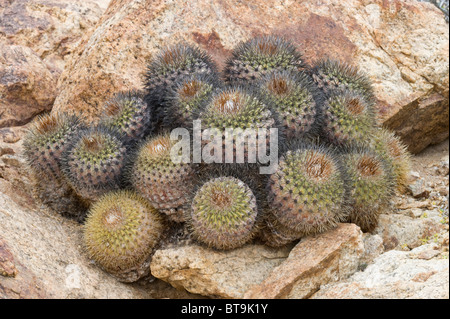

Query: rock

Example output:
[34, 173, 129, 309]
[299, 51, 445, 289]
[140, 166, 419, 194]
[0, 0, 106, 76]
[409, 171, 421, 182]
[0, 127, 21, 144]
[434, 157, 449, 176]
[410, 244, 441, 260]
[408, 178, 431, 198]
[52, 0, 449, 153]
[243, 224, 364, 299]
[0, 237, 18, 278]
[91, 0, 112, 10]
[0, 42, 57, 128]
[311, 244, 449, 299]
[359, 234, 384, 268]
[150, 242, 293, 299]
[375, 213, 446, 251]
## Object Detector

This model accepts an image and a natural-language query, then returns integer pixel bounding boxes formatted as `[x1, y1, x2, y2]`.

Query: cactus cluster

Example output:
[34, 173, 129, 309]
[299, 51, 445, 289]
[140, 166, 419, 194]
[23, 36, 411, 282]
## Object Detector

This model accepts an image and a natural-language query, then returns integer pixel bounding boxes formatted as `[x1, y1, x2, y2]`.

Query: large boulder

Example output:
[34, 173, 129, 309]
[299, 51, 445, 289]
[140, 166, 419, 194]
[52, 0, 449, 153]
[0, 42, 57, 128]
[150, 243, 293, 299]
[0, 0, 106, 76]
[0, 0, 109, 128]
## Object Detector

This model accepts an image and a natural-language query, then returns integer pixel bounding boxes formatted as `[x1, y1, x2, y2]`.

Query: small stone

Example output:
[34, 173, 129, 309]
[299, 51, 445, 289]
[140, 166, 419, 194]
[436, 159, 449, 176]
[408, 179, 431, 198]
[0, 147, 15, 157]
[1, 155, 23, 168]
[0, 129, 20, 144]
[0, 238, 18, 278]
[409, 208, 425, 218]
[409, 171, 421, 181]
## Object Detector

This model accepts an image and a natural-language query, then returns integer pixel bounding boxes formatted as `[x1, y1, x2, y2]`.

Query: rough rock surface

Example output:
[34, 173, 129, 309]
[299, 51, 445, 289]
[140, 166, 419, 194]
[0, 0, 108, 129]
[311, 244, 449, 299]
[244, 224, 364, 299]
[150, 242, 293, 299]
[0, 42, 57, 128]
[149, 224, 363, 299]
[52, 0, 449, 153]
[0, 0, 106, 76]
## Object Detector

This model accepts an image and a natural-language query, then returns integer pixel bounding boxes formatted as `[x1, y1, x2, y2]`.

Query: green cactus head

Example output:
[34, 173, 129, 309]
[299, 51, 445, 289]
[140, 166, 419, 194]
[164, 73, 219, 129]
[224, 36, 305, 84]
[321, 90, 376, 146]
[129, 133, 195, 222]
[83, 190, 164, 282]
[99, 90, 153, 142]
[257, 70, 321, 139]
[187, 176, 259, 250]
[200, 86, 275, 130]
[267, 144, 346, 237]
[312, 59, 375, 102]
[23, 111, 82, 181]
[371, 128, 411, 192]
[341, 148, 395, 232]
[62, 126, 128, 203]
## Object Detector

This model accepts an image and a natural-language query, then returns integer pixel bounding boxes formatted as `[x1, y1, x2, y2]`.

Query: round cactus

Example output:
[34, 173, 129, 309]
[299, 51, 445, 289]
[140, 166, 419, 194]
[340, 148, 395, 232]
[311, 59, 374, 102]
[99, 90, 153, 142]
[129, 133, 196, 222]
[62, 126, 128, 204]
[371, 128, 411, 192]
[187, 176, 259, 250]
[256, 70, 322, 139]
[199, 86, 276, 164]
[23, 112, 88, 218]
[144, 44, 218, 132]
[223, 36, 305, 85]
[83, 190, 164, 282]
[267, 144, 347, 238]
[23, 111, 82, 181]
[321, 90, 376, 146]
[163, 73, 219, 129]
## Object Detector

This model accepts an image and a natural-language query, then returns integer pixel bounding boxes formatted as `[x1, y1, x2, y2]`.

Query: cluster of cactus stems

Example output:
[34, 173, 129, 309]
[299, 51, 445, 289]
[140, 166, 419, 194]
[23, 35, 410, 282]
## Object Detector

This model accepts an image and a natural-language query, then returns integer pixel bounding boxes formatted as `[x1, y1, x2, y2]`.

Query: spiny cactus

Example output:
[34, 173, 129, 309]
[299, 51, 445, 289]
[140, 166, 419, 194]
[83, 190, 164, 282]
[199, 86, 276, 164]
[163, 73, 219, 129]
[129, 133, 196, 222]
[321, 90, 376, 146]
[266, 144, 347, 239]
[224, 36, 305, 85]
[62, 126, 128, 204]
[341, 148, 395, 232]
[371, 128, 411, 192]
[311, 59, 375, 102]
[23, 112, 88, 218]
[144, 44, 218, 132]
[99, 90, 153, 142]
[23, 112, 81, 181]
[186, 176, 259, 250]
[256, 70, 322, 139]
